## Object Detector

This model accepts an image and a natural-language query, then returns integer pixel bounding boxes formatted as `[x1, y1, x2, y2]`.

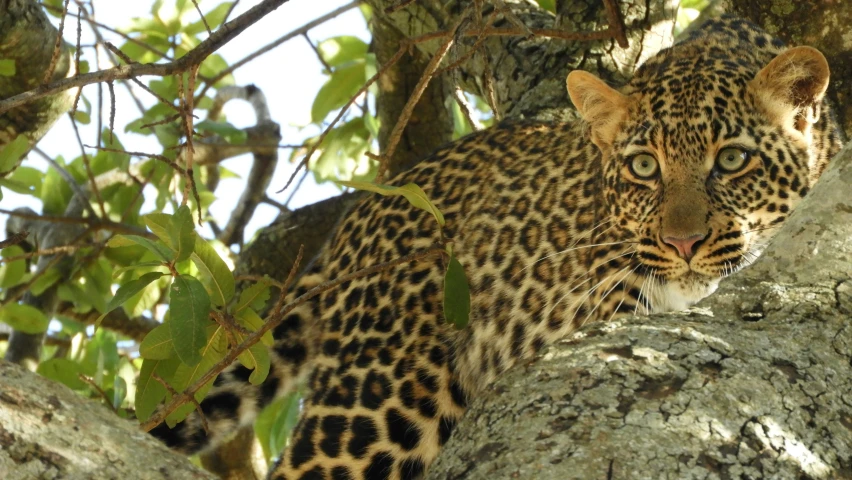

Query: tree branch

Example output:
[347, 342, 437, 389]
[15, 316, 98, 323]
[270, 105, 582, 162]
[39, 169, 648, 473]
[0, 0, 292, 115]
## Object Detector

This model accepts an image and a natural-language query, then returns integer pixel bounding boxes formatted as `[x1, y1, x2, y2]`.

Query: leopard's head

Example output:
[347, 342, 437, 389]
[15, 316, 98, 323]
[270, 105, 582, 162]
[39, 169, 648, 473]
[566, 39, 832, 312]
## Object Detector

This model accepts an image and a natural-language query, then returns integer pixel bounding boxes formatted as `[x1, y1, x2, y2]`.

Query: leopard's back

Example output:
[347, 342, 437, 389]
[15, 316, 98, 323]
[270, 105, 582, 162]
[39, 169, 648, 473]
[152, 15, 842, 480]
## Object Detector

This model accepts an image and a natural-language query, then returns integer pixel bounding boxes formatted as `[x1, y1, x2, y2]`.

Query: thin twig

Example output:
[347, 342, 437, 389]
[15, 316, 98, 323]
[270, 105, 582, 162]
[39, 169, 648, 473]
[0, 0, 293, 115]
[196, 0, 359, 101]
[222, 0, 241, 24]
[0, 231, 29, 250]
[376, 10, 467, 182]
[452, 87, 483, 131]
[140, 247, 445, 432]
[42, 0, 71, 84]
[107, 81, 116, 143]
[303, 33, 332, 74]
[482, 61, 501, 121]
[32, 147, 101, 220]
[68, 115, 107, 217]
[87, 146, 187, 175]
[47, 2, 174, 61]
[602, 0, 629, 48]
[234, 274, 285, 290]
[152, 373, 209, 434]
[0, 245, 79, 264]
[278, 45, 407, 194]
[78, 375, 118, 413]
[491, 0, 534, 38]
[385, 0, 418, 14]
[191, 0, 212, 35]
[270, 245, 303, 319]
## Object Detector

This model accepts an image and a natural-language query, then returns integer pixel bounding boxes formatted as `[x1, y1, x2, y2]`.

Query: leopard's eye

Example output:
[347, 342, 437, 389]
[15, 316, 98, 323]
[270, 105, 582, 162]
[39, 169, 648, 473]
[716, 147, 750, 173]
[629, 154, 659, 179]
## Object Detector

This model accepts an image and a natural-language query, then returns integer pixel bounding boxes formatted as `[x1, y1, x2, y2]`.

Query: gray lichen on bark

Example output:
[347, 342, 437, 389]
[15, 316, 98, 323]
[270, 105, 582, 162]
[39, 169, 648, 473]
[426, 139, 852, 480]
[0, 360, 216, 480]
[0, 0, 74, 162]
[368, 0, 677, 122]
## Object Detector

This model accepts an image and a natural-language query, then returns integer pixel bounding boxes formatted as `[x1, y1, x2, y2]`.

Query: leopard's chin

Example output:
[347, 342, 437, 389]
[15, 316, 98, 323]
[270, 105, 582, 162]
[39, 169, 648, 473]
[649, 271, 719, 313]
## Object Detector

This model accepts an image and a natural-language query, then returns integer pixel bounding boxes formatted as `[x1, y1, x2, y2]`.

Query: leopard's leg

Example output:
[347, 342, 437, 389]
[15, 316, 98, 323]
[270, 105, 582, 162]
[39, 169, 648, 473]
[268, 317, 466, 480]
[150, 272, 324, 455]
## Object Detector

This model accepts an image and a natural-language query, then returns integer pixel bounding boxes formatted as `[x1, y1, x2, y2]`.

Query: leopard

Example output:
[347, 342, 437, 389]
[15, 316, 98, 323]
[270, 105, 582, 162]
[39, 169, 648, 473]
[151, 15, 842, 480]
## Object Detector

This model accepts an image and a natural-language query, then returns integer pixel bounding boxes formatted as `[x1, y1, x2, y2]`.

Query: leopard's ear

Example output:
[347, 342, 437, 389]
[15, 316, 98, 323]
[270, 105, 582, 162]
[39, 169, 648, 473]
[750, 46, 830, 133]
[567, 70, 629, 148]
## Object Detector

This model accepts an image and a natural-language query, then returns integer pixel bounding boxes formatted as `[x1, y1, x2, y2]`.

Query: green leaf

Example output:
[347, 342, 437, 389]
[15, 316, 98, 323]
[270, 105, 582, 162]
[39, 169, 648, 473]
[166, 325, 227, 425]
[0, 166, 42, 195]
[41, 157, 73, 215]
[0, 135, 30, 174]
[443, 253, 471, 329]
[107, 235, 174, 262]
[195, 120, 246, 145]
[0, 303, 49, 334]
[337, 181, 445, 227]
[171, 205, 195, 263]
[310, 118, 373, 184]
[169, 275, 211, 366]
[143, 213, 174, 247]
[190, 236, 234, 307]
[112, 375, 127, 409]
[185, 2, 232, 35]
[99, 272, 166, 323]
[113, 261, 168, 277]
[30, 267, 62, 296]
[536, 0, 556, 13]
[234, 281, 271, 314]
[0, 246, 26, 288]
[317, 36, 368, 67]
[311, 62, 366, 123]
[236, 308, 273, 346]
[139, 324, 174, 360]
[0, 59, 16, 76]
[37, 359, 86, 390]
[236, 342, 270, 385]
[255, 391, 302, 462]
[135, 357, 179, 422]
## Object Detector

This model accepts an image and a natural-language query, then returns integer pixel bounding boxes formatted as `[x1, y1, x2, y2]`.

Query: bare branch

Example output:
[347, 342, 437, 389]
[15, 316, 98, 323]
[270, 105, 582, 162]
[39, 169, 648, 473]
[0, 0, 293, 115]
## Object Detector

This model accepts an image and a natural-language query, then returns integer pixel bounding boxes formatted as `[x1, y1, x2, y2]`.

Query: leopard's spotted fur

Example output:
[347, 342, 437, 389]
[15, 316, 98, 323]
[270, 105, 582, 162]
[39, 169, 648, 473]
[152, 16, 842, 480]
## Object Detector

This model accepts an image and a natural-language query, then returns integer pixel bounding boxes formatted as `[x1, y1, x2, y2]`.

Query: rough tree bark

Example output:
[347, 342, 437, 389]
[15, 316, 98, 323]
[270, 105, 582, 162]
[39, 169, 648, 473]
[0, 360, 215, 479]
[0, 0, 74, 159]
[426, 139, 852, 479]
[423, 1, 852, 478]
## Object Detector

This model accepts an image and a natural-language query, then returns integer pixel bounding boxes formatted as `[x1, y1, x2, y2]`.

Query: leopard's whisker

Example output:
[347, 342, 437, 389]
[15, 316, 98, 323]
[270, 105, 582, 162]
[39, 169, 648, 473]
[585, 260, 640, 327]
[545, 248, 636, 318]
[741, 224, 782, 235]
[566, 266, 626, 325]
[514, 218, 617, 275]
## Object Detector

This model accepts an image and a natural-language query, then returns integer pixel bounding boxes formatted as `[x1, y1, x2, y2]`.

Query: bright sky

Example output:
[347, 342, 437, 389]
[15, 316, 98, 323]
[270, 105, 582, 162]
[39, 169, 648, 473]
[6, 0, 369, 242]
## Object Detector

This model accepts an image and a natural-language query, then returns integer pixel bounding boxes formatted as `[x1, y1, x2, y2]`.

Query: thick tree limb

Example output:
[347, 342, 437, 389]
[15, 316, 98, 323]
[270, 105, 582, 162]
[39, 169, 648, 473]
[0, 360, 216, 479]
[427, 118, 852, 480]
[368, 0, 678, 120]
[0, 0, 291, 115]
[0, 0, 73, 164]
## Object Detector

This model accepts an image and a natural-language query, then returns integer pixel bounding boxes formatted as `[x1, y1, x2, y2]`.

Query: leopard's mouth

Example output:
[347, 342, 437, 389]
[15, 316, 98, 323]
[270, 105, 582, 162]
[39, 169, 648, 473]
[646, 270, 720, 313]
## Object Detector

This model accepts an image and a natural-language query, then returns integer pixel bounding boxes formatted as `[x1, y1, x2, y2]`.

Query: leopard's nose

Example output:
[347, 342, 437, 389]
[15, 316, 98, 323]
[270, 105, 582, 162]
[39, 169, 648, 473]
[662, 233, 706, 261]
